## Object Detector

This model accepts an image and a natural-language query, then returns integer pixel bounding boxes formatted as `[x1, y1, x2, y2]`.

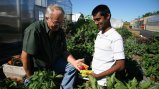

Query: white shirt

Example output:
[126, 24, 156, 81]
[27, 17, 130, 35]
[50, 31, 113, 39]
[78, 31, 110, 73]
[92, 28, 125, 86]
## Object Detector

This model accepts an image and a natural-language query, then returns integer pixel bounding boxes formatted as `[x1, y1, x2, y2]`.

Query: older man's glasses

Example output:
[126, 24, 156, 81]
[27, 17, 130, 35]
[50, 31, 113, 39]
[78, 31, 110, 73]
[49, 18, 63, 26]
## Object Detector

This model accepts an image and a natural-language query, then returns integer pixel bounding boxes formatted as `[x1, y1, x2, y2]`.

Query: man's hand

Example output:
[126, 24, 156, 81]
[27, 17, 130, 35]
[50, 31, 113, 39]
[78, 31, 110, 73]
[66, 54, 86, 71]
[77, 62, 89, 70]
[72, 58, 85, 71]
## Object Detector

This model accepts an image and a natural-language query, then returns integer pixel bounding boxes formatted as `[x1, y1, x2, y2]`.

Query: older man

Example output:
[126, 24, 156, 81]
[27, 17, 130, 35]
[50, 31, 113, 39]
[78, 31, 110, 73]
[21, 4, 83, 89]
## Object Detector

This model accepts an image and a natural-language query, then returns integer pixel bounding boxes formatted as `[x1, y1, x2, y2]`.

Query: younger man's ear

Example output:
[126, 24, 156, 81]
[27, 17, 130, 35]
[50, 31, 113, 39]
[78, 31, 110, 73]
[106, 14, 110, 20]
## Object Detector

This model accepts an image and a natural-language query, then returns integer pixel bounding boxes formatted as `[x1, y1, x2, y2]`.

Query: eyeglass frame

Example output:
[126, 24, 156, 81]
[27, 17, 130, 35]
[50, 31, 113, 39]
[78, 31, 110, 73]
[48, 17, 64, 26]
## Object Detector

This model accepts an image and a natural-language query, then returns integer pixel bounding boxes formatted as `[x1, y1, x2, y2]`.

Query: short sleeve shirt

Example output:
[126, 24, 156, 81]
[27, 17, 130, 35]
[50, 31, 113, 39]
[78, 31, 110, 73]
[22, 20, 67, 69]
[92, 28, 125, 86]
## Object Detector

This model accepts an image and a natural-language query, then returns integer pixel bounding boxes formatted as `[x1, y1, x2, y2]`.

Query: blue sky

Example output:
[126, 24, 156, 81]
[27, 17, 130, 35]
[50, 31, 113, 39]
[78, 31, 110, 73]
[71, 0, 159, 22]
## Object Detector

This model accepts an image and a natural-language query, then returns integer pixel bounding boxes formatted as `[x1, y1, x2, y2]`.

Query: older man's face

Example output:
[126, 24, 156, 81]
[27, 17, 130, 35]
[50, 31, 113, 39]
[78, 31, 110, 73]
[48, 10, 64, 31]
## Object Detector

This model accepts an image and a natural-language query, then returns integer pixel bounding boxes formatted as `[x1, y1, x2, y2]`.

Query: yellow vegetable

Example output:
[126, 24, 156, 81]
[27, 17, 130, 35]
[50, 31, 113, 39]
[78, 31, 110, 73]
[80, 70, 92, 77]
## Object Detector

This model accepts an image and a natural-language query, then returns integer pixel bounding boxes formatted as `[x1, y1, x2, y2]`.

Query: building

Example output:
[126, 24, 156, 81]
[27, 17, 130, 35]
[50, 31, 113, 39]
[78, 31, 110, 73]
[146, 14, 159, 32]
[111, 18, 124, 28]
[130, 14, 159, 32]
[72, 13, 82, 22]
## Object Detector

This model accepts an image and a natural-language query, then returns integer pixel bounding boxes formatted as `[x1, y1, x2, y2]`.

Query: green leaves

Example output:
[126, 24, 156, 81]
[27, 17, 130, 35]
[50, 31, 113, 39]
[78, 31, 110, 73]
[27, 71, 57, 89]
[0, 78, 24, 89]
[140, 79, 152, 89]
[67, 18, 97, 65]
[106, 73, 159, 89]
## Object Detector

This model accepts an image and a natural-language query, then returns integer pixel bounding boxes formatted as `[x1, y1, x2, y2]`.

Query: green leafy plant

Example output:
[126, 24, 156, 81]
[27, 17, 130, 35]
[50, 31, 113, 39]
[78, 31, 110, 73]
[0, 78, 24, 89]
[67, 18, 98, 66]
[107, 73, 159, 89]
[27, 71, 57, 89]
[76, 75, 103, 89]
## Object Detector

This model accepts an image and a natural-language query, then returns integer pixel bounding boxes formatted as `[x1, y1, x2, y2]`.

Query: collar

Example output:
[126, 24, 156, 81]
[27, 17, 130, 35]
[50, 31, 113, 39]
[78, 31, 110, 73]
[98, 28, 115, 37]
[44, 20, 50, 33]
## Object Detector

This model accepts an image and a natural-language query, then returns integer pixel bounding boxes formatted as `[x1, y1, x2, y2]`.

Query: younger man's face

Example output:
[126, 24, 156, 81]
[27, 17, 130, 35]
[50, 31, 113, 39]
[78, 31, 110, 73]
[93, 12, 109, 31]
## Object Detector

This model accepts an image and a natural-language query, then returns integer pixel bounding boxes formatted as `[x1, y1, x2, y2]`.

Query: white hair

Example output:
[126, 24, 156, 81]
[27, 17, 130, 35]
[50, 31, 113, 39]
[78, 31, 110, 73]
[45, 4, 65, 18]
[47, 7, 52, 15]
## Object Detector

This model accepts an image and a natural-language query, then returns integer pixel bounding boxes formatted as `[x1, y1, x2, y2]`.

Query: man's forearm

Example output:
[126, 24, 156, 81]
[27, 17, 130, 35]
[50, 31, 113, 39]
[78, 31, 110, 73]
[67, 54, 76, 65]
[21, 58, 32, 78]
[93, 59, 125, 79]
[21, 51, 32, 78]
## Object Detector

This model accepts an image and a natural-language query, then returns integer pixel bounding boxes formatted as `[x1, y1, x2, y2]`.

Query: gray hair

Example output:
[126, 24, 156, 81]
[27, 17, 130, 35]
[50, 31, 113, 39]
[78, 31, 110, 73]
[45, 4, 65, 18]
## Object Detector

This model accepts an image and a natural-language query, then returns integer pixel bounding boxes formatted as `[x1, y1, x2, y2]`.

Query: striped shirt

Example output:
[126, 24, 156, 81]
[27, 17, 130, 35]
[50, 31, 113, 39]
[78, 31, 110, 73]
[92, 28, 125, 86]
